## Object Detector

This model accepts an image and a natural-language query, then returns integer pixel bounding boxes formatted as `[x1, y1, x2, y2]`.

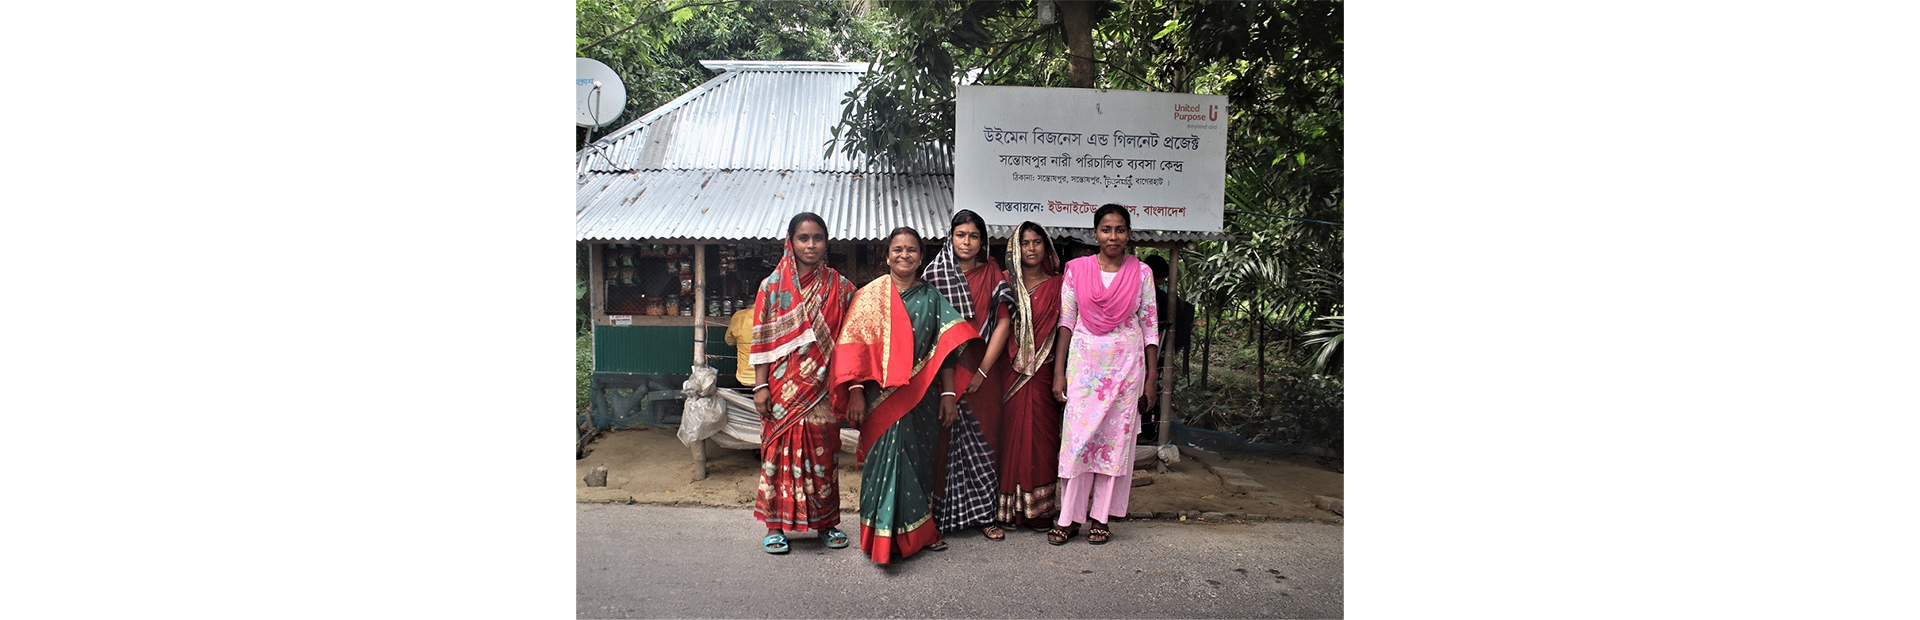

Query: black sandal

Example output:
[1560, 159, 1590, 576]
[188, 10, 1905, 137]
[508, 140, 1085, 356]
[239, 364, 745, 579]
[1046, 524, 1079, 546]
[1087, 520, 1111, 545]
[926, 539, 948, 552]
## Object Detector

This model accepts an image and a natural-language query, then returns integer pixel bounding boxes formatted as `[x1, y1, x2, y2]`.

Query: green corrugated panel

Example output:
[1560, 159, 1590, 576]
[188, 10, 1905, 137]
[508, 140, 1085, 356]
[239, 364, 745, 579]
[593, 325, 736, 375]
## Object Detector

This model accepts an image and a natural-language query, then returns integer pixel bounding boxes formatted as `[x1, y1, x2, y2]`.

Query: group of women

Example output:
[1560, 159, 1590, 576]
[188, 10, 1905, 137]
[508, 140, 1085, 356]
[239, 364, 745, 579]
[748, 204, 1160, 565]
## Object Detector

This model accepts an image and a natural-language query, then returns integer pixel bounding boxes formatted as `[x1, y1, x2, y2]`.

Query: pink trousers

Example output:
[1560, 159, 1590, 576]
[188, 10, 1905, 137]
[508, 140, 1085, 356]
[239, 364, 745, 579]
[1055, 470, 1132, 526]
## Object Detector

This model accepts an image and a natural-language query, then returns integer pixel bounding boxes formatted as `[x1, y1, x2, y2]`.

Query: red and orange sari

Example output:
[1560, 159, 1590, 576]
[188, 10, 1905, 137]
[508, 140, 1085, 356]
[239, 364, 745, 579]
[831, 276, 977, 564]
[747, 242, 856, 533]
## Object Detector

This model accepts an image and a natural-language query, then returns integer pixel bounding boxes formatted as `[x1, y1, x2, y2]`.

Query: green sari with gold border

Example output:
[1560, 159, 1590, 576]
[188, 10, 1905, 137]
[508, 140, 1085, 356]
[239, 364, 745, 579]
[831, 277, 976, 564]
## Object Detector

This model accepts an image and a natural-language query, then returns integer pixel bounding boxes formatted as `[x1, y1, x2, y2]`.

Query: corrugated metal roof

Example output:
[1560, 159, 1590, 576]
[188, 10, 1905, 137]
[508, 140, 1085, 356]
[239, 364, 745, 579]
[578, 170, 953, 242]
[578, 61, 949, 175]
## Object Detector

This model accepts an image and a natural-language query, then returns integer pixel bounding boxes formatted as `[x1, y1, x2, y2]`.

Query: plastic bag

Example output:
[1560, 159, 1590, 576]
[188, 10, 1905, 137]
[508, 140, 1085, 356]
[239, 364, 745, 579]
[677, 366, 727, 446]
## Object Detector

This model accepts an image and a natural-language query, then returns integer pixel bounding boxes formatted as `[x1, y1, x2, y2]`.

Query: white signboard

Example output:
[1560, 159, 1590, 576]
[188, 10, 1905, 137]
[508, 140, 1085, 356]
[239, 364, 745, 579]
[954, 85, 1227, 233]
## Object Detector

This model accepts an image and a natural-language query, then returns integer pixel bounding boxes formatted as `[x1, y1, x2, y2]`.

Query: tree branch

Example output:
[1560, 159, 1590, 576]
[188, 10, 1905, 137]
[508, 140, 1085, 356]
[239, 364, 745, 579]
[975, 27, 1056, 77]
[580, 0, 743, 53]
[1086, 53, 1154, 89]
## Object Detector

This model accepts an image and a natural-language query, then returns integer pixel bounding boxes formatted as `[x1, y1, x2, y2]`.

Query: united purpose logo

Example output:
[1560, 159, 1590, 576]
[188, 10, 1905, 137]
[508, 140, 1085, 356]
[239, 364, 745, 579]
[1173, 103, 1218, 122]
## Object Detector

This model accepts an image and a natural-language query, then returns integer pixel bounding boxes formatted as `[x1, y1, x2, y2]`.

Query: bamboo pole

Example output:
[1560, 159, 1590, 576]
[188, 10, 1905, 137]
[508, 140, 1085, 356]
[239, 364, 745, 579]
[588, 242, 607, 326]
[691, 243, 709, 480]
[1159, 246, 1180, 447]
[693, 243, 707, 366]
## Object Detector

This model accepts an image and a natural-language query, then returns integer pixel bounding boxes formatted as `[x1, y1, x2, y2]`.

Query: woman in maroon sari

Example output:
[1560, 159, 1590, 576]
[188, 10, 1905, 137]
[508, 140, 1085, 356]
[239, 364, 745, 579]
[993, 221, 1065, 532]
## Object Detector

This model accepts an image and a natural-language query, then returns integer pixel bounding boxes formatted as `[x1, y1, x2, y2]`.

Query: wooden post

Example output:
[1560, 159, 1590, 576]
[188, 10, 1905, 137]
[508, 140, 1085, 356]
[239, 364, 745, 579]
[693, 243, 707, 366]
[1160, 245, 1180, 446]
[587, 242, 607, 326]
[691, 243, 709, 480]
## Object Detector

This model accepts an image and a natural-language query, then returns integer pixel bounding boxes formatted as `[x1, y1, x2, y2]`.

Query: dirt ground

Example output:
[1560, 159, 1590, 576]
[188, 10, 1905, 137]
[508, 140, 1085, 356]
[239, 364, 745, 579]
[576, 427, 1342, 523]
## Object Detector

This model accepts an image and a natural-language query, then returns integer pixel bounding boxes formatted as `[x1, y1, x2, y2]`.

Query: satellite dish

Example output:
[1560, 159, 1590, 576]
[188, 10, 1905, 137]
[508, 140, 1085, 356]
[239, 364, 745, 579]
[577, 58, 626, 129]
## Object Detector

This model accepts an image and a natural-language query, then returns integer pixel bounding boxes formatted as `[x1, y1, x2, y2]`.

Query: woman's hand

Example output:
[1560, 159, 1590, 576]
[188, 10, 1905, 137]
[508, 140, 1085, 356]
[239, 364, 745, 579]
[843, 390, 867, 427]
[1051, 326, 1073, 404]
[753, 387, 773, 420]
[965, 369, 985, 395]
[1139, 371, 1159, 413]
[940, 394, 959, 427]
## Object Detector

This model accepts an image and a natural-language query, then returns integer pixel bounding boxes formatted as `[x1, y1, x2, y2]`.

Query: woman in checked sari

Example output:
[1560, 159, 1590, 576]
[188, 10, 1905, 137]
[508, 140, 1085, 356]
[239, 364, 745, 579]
[922, 209, 1010, 540]
[748, 213, 858, 555]
[831, 227, 979, 564]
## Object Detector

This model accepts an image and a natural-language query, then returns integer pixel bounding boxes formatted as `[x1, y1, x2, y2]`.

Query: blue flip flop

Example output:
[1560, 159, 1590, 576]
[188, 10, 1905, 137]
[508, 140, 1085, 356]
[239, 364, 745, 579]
[821, 528, 850, 549]
[762, 533, 790, 554]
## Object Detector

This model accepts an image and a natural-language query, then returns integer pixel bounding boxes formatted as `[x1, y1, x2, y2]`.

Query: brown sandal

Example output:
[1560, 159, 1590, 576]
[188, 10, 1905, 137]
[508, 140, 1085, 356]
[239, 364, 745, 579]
[1046, 524, 1079, 546]
[983, 524, 1006, 540]
[1087, 520, 1111, 545]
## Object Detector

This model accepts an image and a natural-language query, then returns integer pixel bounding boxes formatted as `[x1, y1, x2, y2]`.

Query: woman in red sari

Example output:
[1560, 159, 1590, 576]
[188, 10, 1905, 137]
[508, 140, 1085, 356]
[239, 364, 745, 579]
[832, 227, 979, 564]
[748, 212, 858, 554]
[993, 221, 1065, 532]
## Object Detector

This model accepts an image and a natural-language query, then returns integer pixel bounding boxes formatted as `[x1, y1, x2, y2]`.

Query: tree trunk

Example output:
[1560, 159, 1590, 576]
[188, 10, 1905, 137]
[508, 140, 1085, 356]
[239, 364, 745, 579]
[1061, 0, 1096, 88]
[1255, 298, 1267, 411]
[1201, 295, 1216, 389]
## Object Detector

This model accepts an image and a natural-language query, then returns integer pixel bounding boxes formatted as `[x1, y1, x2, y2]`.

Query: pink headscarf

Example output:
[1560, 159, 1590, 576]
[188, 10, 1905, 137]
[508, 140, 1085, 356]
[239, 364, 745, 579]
[1064, 254, 1145, 336]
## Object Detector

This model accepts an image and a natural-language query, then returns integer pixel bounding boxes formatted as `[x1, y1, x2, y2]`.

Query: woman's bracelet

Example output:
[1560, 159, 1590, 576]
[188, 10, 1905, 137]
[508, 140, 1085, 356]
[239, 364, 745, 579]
[939, 391, 957, 399]
[752, 384, 769, 393]
[974, 367, 987, 378]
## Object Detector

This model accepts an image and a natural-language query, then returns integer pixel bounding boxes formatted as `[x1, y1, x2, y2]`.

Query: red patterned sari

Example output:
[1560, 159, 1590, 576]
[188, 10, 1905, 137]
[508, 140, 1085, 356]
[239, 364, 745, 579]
[747, 243, 856, 532]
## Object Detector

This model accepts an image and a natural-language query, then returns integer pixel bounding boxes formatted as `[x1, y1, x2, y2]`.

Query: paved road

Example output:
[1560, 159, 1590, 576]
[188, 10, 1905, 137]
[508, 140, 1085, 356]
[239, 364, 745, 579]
[578, 504, 1341, 619]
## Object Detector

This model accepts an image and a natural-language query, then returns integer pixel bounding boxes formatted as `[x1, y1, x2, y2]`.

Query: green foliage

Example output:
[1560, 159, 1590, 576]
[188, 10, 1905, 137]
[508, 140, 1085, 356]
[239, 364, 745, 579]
[578, 330, 595, 416]
[827, 0, 1065, 165]
[1175, 361, 1341, 450]
[1301, 315, 1342, 377]
[578, 244, 592, 333]
[577, 0, 888, 143]
[1262, 374, 1343, 450]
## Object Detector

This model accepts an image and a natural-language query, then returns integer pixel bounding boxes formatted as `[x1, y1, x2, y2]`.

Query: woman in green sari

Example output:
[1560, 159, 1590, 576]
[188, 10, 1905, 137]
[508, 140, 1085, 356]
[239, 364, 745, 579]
[831, 227, 979, 564]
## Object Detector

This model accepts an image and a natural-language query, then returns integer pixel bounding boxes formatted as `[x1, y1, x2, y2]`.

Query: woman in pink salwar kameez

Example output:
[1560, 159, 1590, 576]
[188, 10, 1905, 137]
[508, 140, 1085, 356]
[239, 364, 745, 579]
[1048, 204, 1159, 546]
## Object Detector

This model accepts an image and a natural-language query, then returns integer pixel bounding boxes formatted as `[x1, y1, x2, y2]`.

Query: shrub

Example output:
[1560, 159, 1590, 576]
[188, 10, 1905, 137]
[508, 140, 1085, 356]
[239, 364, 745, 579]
[1256, 375, 1343, 450]
[577, 330, 593, 416]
